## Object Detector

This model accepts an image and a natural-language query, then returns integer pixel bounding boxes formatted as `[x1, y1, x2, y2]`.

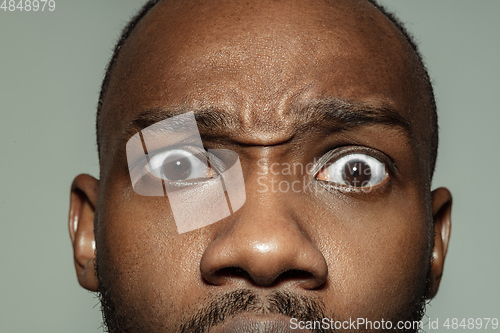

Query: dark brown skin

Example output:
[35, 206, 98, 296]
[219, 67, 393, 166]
[69, 0, 452, 332]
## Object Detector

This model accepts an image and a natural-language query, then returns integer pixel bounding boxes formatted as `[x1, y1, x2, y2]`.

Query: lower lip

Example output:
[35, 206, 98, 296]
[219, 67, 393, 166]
[211, 315, 311, 333]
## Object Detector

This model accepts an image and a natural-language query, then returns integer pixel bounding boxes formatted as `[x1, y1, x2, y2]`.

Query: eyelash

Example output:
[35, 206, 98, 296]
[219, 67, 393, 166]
[313, 146, 395, 191]
[128, 145, 220, 185]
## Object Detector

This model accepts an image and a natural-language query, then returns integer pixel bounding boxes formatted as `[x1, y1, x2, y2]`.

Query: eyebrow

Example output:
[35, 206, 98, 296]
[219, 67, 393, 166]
[122, 99, 413, 144]
[125, 107, 237, 140]
[299, 98, 412, 137]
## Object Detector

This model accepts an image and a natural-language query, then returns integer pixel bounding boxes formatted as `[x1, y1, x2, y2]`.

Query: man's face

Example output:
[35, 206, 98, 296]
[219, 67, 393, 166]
[69, 0, 452, 332]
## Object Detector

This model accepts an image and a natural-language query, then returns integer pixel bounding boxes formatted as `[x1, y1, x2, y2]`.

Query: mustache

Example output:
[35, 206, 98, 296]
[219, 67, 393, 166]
[178, 289, 337, 333]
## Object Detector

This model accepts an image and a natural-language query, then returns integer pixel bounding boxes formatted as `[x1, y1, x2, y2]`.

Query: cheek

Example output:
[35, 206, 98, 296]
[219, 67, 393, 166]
[315, 189, 430, 319]
[95, 185, 208, 323]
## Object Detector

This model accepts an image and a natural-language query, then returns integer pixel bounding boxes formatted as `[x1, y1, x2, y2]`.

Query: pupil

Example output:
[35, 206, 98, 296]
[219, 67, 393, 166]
[162, 155, 192, 180]
[342, 160, 371, 187]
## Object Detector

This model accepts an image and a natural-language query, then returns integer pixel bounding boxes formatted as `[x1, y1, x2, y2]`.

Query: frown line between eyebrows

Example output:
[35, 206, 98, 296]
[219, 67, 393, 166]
[121, 99, 413, 148]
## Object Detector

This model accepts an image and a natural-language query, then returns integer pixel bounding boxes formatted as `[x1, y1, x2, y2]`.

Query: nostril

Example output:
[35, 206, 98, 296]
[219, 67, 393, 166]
[204, 266, 326, 289]
[277, 269, 325, 288]
[203, 266, 252, 285]
[221, 266, 252, 279]
[280, 269, 315, 282]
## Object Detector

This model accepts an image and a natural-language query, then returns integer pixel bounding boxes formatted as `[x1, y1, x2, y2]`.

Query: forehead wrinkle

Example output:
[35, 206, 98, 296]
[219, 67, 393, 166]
[117, 95, 413, 152]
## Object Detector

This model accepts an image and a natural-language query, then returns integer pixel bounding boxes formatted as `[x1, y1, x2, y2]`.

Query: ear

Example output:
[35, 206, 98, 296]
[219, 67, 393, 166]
[426, 187, 452, 299]
[69, 174, 99, 292]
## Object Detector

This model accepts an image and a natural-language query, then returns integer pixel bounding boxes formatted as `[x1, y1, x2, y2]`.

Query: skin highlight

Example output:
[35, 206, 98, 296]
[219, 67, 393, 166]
[69, 0, 452, 332]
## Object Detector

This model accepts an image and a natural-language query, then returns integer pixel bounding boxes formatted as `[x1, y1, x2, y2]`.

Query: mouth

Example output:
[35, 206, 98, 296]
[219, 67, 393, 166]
[209, 314, 312, 333]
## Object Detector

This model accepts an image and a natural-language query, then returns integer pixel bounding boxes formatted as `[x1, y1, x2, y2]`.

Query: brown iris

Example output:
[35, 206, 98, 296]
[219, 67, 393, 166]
[161, 154, 192, 180]
[342, 160, 371, 187]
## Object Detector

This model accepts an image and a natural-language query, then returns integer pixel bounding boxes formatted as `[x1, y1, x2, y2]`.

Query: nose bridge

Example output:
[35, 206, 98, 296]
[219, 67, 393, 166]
[200, 168, 328, 289]
[233, 160, 303, 240]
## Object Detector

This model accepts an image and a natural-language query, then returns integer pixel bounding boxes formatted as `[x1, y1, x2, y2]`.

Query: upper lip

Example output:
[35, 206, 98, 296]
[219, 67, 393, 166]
[208, 314, 312, 333]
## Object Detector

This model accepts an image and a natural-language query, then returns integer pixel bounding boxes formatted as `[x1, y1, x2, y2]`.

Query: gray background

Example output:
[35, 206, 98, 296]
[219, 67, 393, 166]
[1, 0, 499, 332]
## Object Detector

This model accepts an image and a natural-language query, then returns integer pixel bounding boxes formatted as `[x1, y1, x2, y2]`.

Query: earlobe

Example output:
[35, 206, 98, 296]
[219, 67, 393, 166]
[69, 174, 99, 292]
[426, 187, 452, 299]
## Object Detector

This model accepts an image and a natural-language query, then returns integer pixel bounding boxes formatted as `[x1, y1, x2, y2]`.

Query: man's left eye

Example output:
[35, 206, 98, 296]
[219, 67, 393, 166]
[316, 153, 387, 188]
[147, 149, 214, 181]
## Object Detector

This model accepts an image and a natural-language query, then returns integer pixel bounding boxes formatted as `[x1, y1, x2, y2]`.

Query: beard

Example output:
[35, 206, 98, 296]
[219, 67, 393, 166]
[94, 224, 433, 333]
[96, 265, 429, 333]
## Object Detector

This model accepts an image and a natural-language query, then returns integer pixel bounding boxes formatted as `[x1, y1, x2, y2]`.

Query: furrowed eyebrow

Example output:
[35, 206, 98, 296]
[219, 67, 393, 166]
[123, 107, 238, 141]
[121, 99, 413, 145]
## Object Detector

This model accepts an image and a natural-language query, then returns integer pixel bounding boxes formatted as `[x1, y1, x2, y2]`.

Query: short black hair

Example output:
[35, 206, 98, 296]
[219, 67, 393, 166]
[96, 0, 438, 177]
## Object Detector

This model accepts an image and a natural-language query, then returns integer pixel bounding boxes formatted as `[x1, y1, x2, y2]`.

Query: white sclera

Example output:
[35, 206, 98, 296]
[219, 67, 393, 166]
[326, 153, 387, 187]
[126, 132, 164, 196]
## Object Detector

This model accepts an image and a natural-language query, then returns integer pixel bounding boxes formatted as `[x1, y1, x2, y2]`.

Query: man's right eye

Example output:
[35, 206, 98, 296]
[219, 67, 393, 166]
[147, 149, 215, 181]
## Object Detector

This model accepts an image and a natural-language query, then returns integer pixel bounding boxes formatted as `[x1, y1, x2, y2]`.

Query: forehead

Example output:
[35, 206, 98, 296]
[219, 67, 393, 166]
[100, 0, 427, 163]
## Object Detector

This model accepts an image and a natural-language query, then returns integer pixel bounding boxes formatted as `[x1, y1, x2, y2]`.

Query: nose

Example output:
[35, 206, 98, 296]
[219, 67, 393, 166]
[200, 187, 328, 289]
